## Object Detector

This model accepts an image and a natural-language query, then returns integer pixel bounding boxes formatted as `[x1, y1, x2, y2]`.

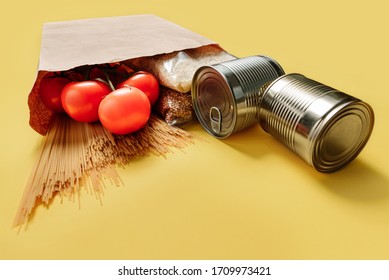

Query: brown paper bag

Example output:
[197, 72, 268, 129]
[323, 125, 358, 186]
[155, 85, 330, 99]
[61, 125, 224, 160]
[28, 14, 224, 135]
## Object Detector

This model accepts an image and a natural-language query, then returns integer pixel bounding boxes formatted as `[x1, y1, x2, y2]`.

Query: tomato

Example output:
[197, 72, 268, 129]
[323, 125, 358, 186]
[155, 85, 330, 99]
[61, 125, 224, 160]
[109, 64, 133, 87]
[88, 66, 108, 81]
[88, 64, 132, 87]
[61, 80, 112, 123]
[39, 75, 71, 113]
[64, 70, 84, 82]
[98, 87, 151, 135]
[117, 71, 159, 105]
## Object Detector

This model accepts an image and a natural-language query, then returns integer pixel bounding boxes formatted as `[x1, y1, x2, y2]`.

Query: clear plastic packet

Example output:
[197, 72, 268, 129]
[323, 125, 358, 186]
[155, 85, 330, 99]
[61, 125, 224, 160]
[154, 87, 194, 126]
[128, 44, 236, 93]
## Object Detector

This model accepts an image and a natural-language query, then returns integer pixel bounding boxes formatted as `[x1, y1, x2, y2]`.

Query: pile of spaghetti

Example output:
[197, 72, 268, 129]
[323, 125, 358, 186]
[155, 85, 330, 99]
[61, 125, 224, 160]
[14, 66, 196, 227]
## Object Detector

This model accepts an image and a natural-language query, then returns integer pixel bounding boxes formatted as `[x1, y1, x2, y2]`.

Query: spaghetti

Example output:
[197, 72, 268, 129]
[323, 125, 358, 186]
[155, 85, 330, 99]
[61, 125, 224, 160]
[14, 114, 195, 226]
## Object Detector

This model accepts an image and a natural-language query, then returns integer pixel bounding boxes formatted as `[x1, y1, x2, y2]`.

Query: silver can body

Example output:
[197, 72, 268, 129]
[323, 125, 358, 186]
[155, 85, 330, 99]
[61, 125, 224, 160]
[192, 55, 285, 139]
[258, 73, 374, 172]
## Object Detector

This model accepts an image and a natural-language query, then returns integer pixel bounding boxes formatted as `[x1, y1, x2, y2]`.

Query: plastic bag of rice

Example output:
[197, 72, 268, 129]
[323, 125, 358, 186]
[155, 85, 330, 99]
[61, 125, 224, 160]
[129, 44, 235, 93]
[128, 44, 236, 125]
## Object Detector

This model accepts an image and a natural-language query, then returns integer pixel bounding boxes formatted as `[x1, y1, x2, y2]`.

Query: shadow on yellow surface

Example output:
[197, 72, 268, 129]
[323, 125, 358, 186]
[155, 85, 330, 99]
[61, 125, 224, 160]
[319, 160, 389, 202]
[219, 125, 272, 159]
[220, 124, 388, 204]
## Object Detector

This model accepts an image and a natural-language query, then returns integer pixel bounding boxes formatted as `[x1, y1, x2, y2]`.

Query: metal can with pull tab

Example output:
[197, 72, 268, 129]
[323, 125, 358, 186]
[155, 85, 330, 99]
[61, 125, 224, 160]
[191, 55, 285, 139]
[258, 73, 374, 172]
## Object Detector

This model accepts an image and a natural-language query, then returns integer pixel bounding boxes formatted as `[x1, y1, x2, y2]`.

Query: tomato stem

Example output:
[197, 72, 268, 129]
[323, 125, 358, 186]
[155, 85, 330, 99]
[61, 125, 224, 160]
[101, 70, 115, 91]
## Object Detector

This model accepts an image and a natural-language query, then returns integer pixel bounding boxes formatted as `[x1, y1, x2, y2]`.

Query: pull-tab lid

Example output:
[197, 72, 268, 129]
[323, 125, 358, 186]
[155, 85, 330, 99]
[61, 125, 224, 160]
[191, 65, 237, 138]
[210, 107, 222, 133]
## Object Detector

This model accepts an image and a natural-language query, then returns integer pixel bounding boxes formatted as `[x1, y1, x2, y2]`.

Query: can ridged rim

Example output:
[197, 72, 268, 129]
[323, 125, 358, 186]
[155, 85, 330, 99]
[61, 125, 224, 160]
[259, 55, 285, 77]
[258, 73, 305, 110]
[312, 100, 374, 172]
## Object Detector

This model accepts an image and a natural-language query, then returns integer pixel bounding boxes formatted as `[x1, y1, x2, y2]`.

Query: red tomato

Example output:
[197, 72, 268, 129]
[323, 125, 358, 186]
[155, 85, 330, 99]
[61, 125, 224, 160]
[88, 64, 131, 87]
[109, 64, 133, 87]
[117, 71, 159, 105]
[64, 70, 84, 82]
[98, 87, 151, 135]
[39, 75, 71, 113]
[88, 66, 107, 81]
[61, 80, 112, 123]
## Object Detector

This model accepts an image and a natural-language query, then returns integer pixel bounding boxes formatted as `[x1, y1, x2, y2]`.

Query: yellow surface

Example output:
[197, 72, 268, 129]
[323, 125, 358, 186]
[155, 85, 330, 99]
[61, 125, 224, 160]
[1, 0, 389, 260]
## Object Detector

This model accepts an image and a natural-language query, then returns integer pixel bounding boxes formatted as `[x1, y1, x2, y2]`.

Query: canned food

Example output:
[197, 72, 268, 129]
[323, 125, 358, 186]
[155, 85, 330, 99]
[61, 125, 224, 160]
[258, 73, 374, 172]
[191, 55, 285, 138]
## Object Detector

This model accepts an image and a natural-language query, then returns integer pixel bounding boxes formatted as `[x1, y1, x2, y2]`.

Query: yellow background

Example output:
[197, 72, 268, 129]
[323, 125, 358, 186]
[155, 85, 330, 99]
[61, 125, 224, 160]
[1, 0, 389, 259]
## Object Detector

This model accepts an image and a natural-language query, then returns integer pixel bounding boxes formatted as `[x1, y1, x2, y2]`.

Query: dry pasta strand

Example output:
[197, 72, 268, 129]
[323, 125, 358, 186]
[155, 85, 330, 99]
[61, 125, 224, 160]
[14, 114, 195, 227]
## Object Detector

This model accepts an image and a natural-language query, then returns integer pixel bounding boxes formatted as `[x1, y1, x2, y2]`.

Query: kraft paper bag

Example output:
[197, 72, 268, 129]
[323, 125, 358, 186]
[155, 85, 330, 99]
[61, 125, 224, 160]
[28, 14, 218, 135]
[38, 14, 216, 72]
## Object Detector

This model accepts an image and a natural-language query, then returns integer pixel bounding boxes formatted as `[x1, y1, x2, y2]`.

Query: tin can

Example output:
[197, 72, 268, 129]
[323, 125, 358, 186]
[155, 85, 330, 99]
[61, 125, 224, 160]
[258, 73, 374, 172]
[191, 55, 285, 139]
